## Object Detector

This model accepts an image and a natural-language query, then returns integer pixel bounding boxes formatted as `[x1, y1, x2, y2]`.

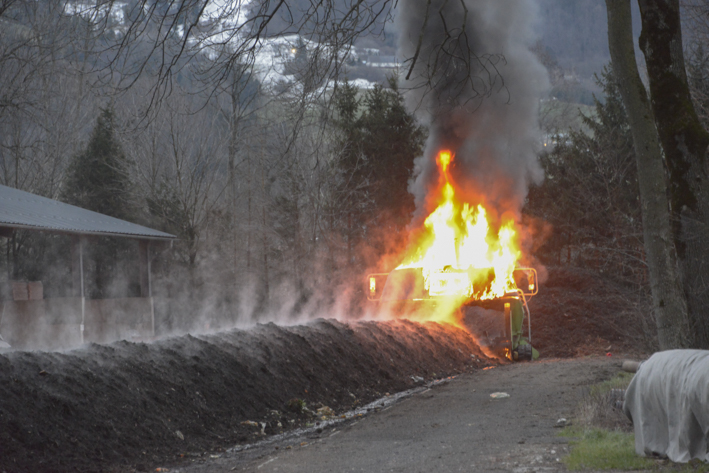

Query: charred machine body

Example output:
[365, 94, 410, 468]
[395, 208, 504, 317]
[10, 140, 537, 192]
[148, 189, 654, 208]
[368, 267, 539, 361]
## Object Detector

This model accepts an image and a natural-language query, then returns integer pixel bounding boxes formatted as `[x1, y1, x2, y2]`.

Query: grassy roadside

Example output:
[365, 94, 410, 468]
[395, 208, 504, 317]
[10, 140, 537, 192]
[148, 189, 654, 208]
[560, 371, 709, 472]
[562, 427, 653, 470]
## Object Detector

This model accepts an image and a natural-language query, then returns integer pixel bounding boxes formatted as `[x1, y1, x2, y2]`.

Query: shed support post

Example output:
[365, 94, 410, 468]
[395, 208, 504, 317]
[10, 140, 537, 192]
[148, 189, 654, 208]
[138, 240, 154, 337]
[71, 237, 85, 298]
[139, 240, 152, 297]
[71, 236, 86, 344]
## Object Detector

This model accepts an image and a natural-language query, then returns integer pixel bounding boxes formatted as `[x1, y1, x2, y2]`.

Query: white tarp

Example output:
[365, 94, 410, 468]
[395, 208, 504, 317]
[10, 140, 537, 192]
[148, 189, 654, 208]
[623, 349, 709, 462]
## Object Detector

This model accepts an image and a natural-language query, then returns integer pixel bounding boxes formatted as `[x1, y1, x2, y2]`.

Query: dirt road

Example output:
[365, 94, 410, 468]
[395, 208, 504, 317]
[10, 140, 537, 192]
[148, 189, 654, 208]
[174, 357, 618, 473]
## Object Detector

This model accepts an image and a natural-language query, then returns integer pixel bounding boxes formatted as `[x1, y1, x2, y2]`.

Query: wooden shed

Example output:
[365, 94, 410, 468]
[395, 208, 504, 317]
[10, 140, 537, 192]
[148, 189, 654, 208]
[0, 184, 176, 350]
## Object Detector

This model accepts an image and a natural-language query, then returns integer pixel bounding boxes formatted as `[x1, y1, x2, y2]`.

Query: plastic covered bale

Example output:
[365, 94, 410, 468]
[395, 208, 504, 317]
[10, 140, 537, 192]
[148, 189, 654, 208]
[623, 349, 709, 462]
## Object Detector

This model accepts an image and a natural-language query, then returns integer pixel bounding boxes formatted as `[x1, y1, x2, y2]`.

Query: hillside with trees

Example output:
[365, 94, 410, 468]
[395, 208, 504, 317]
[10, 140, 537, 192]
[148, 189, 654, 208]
[0, 0, 427, 331]
[1, 0, 709, 352]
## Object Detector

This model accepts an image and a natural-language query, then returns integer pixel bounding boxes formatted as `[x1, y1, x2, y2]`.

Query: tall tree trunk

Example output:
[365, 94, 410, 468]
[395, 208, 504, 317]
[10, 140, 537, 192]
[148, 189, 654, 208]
[247, 155, 252, 273]
[260, 132, 269, 308]
[606, 0, 690, 349]
[347, 211, 352, 267]
[637, 0, 709, 348]
[293, 197, 300, 290]
[228, 81, 239, 295]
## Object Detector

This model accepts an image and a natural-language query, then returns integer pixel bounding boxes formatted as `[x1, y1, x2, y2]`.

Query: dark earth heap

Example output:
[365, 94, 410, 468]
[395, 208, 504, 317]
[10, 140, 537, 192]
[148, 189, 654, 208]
[0, 319, 490, 473]
[0, 266, 649, 473]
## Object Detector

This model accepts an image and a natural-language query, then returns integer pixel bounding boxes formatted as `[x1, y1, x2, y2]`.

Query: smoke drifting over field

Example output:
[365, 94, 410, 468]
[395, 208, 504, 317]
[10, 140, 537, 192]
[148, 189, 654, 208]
[396, 0, 549, 222]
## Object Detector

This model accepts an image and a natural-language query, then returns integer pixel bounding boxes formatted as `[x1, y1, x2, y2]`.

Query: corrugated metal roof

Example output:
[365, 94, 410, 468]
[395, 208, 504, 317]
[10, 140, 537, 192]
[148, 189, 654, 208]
[0, 184, 176, 240]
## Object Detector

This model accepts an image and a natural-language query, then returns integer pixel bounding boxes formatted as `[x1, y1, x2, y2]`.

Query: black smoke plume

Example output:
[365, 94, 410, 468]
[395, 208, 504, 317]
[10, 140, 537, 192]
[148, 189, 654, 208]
[397, 0, 549, 223]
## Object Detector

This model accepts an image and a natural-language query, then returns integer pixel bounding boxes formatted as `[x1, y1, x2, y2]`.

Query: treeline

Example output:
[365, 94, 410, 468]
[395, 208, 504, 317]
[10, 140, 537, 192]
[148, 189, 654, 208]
[528, 5, 709, 288]
[0, 1, 424, 332]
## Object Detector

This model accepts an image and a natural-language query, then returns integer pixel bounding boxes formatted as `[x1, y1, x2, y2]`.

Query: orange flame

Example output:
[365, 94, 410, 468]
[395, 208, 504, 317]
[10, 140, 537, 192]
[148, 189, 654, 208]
[397, 150, 521, 300]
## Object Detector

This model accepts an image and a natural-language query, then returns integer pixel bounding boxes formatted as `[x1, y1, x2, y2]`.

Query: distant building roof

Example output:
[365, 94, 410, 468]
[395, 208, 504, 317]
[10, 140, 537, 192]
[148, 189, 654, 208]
[0, 184, 175, 241]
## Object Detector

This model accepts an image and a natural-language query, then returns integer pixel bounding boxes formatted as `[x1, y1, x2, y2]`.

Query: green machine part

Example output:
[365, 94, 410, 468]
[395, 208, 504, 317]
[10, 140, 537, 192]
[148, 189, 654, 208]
[506, 298, 539, 361]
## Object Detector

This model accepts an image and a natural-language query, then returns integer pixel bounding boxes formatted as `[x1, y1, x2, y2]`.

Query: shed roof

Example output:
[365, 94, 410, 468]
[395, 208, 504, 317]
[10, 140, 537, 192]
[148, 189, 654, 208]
[0, 184, 175, 240]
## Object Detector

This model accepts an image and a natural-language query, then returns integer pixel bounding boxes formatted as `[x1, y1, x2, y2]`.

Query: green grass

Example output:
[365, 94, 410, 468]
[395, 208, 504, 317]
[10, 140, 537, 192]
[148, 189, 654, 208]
[561, 370, 709, 471]
[562, 428, 654, 470]
[576, 371, 633, 432]
[587, 371, 634, 397]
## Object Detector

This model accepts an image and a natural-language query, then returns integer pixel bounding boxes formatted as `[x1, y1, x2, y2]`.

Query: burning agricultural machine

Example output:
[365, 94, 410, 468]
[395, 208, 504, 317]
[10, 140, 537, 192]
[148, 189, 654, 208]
[367, 150, 540, 361]
[367, 266, 538, 361]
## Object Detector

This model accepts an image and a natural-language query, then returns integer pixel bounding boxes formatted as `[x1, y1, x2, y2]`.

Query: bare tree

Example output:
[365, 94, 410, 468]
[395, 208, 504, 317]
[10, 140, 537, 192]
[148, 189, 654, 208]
[636, 0, 709, 348]
[683, 0, 709, 128]
[606, 0, 689, 349]
[0, 1, 99, 281]
[60, 0, 515, 125]
[0, 0, 526, 327]
[124, 88, 229, 269]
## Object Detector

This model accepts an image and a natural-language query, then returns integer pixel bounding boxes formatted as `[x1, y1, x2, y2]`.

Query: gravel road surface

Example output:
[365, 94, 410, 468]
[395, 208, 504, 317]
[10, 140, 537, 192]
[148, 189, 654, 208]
[176, 357, 618, 473]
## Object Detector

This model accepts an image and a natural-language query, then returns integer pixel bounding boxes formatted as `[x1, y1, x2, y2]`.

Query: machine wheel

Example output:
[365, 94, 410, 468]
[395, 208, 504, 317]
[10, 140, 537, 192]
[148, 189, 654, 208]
[513, 343, 533, 361]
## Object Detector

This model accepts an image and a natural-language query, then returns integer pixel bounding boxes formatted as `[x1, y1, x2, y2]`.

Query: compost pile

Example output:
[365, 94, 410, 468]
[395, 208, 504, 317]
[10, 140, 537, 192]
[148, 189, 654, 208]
[0, 319, 492, 473]
[0, 266, 650, 472]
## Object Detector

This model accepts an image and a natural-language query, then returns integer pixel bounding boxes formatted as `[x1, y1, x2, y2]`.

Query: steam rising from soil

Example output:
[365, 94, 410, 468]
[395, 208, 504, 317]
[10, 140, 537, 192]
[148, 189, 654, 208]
[0, 2, 551, 352]
[397, 0, 549, 223]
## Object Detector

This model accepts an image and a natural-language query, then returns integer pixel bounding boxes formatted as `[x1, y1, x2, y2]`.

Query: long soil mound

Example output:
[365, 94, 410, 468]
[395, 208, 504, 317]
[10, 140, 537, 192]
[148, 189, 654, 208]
[0, 319, 492, 473]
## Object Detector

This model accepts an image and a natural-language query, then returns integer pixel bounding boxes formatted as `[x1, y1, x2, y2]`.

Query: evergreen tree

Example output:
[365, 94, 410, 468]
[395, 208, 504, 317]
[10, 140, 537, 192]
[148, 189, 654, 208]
[332, 78, 427, 269]
[526, 66, 643, 281]
[333, 80, 361, 172]
[358, 78, 426, 227]
[62, 107, 136, 298]
[62, 107, 133, 220]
